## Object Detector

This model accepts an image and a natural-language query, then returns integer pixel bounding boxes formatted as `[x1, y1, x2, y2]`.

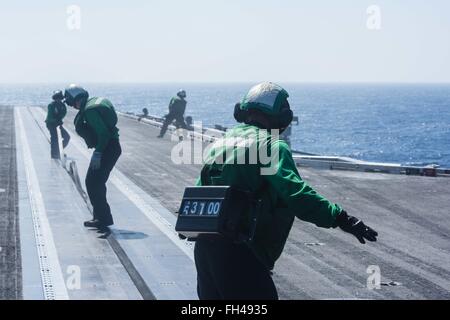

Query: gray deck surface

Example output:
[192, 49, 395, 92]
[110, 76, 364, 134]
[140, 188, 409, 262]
[0, 106, 21, 300]
[15, 107, 143, 300]
[27, 106, 197, 300]
[2, 105, 449, 300]
[64, 108, 450, 300]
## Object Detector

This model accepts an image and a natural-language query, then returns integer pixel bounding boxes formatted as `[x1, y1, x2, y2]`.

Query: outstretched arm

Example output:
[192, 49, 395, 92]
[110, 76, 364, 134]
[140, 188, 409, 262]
[334, 210, 378, 244]
[263, 140, 378, 243]
[263, 140, 341, 228]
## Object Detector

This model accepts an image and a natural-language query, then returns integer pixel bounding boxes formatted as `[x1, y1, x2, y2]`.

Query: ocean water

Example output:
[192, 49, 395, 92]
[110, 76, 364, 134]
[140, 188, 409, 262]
[1, 83, 449, 167]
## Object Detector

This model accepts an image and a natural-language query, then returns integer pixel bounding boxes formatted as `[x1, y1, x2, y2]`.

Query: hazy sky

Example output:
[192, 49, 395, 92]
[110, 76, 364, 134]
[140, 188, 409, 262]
[0, 0, 449, 83]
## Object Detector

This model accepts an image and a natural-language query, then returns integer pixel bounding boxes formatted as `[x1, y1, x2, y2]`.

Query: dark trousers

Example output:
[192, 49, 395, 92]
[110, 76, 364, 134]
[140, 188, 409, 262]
[194, 236, 278, 300]
[85, 139, 122, 226]
[159, 114, 187, 137]
[46, 123, 60, 159]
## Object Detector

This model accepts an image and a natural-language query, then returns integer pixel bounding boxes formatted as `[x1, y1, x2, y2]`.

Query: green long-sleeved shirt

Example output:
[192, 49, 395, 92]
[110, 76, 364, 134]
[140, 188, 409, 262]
[74, 97, 119, 152]
[168, 96, 187, 117]
[45, 101, 67, 125]
[196, 124, 342, 270]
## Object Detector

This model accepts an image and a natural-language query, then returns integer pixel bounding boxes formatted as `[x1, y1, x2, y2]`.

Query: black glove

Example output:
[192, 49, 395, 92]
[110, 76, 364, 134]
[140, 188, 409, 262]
[336, 210, 378, 244]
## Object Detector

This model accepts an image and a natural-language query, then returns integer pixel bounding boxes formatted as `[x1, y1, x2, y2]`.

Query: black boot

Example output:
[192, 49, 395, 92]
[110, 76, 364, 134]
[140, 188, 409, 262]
[97, 226, 111, 239]
[83, 219, 102, 228]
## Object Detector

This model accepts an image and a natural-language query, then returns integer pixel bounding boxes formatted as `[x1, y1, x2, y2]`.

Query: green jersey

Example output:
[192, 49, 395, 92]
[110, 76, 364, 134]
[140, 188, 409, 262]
[168, 97, 187, 117]
[45, 101, 67, 126]
[74, 97, 119, 152]
[197, 124, 342, 270]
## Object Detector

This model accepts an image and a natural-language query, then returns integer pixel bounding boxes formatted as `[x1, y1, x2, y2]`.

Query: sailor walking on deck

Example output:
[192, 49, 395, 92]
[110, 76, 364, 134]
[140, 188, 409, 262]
[45, 90, 70, 159]
[64, 85, 122, 234]
[157, 89, 188, 138]
[194, 82, 378, 300]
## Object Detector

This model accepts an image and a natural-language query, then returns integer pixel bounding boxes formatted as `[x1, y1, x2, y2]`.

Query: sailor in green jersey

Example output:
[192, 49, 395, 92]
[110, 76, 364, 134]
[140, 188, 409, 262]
[45, 90, 69, 159]
[194, 82, 378, 300]
[64, 84, 122, 233]
[157, 89, 188, 138]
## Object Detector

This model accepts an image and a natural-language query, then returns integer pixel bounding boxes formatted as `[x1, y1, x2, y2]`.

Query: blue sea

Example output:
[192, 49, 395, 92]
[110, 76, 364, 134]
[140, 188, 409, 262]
[1, 83, 449, 167]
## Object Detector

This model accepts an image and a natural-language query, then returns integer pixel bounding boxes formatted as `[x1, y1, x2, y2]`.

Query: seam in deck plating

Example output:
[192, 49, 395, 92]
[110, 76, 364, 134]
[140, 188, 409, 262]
[16, 108, 69, 300]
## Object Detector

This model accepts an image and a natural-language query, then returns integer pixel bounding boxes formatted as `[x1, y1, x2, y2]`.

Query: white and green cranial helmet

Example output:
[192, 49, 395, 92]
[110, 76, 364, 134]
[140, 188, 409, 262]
[64, 84, 89, 107]
[235, 82, 293, 128]
[241, 82, 289, 115]
[177, 89, 187, 98]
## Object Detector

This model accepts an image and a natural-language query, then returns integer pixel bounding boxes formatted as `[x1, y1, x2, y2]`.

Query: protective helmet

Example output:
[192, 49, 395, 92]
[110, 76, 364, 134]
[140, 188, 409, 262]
[52, 90, 64, 100]
[64, 84, 89, 107]
[177, 89, 186, 99]
[234, 82, 293, 129]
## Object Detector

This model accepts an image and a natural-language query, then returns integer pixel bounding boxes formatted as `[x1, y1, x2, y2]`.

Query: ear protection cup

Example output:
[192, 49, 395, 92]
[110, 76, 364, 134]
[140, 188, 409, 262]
[265, 109, 292, 129]
[277, 108, 293, 129]
[233, 103, 249, 123]
[273, 99, 293, 129]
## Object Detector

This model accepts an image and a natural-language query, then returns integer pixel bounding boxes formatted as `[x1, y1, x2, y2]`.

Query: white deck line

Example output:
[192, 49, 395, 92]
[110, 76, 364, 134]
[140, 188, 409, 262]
[16, 108, 69, 300]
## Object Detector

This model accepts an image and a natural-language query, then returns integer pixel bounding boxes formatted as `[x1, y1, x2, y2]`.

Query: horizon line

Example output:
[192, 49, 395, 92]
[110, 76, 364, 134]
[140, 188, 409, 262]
[1, 81, 450, 85]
